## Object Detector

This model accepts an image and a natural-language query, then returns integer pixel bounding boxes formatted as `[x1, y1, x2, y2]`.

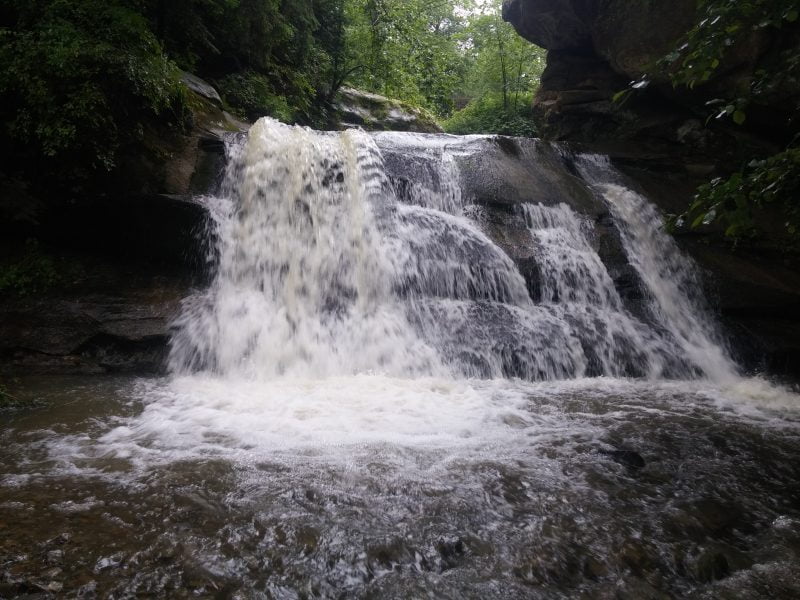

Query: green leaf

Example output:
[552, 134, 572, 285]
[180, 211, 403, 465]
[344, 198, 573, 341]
[612, 89, 629, 103]
[786, 10, 799, 23]
[732, 110, 746, 125]
[691, 212, 708, 228]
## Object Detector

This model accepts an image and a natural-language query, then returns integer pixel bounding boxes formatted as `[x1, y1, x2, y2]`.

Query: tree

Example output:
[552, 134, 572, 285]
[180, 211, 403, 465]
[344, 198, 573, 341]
[342, 0, 467, 116]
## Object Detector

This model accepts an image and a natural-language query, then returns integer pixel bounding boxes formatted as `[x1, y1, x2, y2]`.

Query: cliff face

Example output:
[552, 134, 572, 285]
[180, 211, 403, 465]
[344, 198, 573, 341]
[501, 0, 797, 155]
[502, 0, 800, 379]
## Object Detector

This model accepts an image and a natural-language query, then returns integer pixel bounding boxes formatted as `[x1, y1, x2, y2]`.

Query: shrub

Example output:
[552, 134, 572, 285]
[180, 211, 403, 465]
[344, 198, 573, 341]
[0, 239, 83, 296]
[677, 147, 800, 239]
[217, 71, 295, 123]
[443, 94, 537, 137]
[0, 0, 183, 192]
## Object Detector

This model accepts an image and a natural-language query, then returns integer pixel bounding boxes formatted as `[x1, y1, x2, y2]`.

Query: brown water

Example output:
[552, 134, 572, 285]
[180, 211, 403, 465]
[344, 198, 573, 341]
[1, 375, 799, 599]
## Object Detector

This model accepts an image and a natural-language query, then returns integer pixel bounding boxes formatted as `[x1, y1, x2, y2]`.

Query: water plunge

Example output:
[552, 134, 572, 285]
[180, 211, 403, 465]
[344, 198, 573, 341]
[3, 119, 799, 599]
[170, 119, 735, 383]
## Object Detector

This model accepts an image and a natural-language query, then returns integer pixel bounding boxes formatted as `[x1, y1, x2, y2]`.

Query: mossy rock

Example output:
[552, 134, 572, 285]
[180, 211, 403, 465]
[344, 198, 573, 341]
[335, 87, 442, 133]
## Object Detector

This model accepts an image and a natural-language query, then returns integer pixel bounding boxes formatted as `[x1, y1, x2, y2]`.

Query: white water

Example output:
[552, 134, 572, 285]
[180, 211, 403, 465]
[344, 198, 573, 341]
[170, 120, 740, 384]
[574, 154, 736, 381]
[99, 121, 775, 468]
[170, 120, 445, 379]
[5, 123, 800, 600]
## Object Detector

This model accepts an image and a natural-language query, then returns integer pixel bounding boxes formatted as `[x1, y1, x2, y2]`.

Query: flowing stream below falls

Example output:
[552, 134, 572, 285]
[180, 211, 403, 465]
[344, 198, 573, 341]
[2, 119, 800, 599]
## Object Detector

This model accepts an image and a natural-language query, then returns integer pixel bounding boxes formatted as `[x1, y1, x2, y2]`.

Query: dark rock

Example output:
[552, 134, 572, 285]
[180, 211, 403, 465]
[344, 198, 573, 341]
[436, 537, 466, 571]
[615, 576, 671, 600]
[689, 543, 752, 583]
[39, 195, 212, 273]
[582, 556, 608, 580]
[686, 499, 741, 535]
[180, 72, 223, 108]
[600, 449, 646, 470]
[457, 138, 598, 212]
[502, 0, 799, 151]
[501, 0, 597, 51]
[0, 272, 189, 375]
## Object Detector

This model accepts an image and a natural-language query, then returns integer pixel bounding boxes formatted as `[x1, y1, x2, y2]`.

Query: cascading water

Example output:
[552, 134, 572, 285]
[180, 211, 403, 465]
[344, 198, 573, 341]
[3, 119, 799, 599]
[170, 120, 735, 383]
[574, 154, 736, 381]
[170, 120, 446, 379]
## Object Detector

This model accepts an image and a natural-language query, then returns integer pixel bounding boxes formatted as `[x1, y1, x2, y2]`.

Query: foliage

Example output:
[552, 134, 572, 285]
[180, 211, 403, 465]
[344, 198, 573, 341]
[340, 0, 468, 116]
[0, 0, 183, 176]
[218, 71, 294, 123]
[635, 0, 800, 241]
[457, 5, 545, 113]
[0, 0, 550, 225]
[677, 147, 800, 238]
[441, 0, 544, 134]
[443, 93, 536, 136]
[0, 239, 77, 296]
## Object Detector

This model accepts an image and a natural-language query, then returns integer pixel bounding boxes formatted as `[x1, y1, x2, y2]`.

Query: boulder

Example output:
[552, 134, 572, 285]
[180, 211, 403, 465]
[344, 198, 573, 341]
[180, 71, 223, 109]
[335, 88, 443, 133]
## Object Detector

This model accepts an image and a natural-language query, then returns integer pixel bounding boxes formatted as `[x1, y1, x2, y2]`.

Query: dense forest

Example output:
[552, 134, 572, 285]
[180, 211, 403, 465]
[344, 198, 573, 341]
[0, 0, 542, 221]
[0, 0, 798, 266]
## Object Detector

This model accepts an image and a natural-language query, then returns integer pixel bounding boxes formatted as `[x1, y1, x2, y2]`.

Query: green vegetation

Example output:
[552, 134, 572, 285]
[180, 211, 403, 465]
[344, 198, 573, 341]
[0, 0, 547, 219]
[326, 0, 545, 131]
[633, 0, 800, 241]
[682, 148, 800, 239]
[444, 94, 537, 136]
[0, 239, 82, 296]
[0, 0, 184, 209]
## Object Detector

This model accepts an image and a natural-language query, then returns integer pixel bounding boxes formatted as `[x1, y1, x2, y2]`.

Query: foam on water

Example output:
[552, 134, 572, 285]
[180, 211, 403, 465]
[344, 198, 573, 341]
[33, 124, 794, 475]
[25, 374, 795, 484]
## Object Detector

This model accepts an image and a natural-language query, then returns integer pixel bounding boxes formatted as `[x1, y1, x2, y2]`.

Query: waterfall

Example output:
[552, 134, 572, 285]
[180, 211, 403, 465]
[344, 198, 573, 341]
[573, 154, 736, 381]
[170, 119, 736, 382]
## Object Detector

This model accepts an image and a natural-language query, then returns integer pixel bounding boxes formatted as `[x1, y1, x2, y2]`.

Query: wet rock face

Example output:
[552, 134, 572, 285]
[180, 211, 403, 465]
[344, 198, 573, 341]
[501, 0, 599, 51]
[502, 0, 699, 149]
[0, 272, 191, 375]
[0, 79, 228, 376]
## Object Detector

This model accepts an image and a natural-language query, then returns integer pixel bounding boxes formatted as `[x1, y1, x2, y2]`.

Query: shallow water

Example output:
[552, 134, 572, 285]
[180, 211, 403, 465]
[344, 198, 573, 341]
[2, 375, 799, 599]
